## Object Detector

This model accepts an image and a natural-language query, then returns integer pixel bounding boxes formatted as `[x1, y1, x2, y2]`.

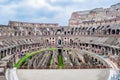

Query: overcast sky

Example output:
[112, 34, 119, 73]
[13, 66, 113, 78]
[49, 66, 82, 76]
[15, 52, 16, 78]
[0, 0, 120, 26]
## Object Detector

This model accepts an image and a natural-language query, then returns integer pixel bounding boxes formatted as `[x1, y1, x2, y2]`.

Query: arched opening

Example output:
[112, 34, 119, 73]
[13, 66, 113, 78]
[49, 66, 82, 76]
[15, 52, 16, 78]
[28, 32, 31, 35]
[95, 58, 97, 62]
[112, 30, 115, 34]
[79, 27, 81, 31]
[8, 49, 11, 55]
[106, 25, 110, 28]
[112, 48, 115, 55]
[14, 32, 17, 36]
[56, 29, 61, 35]
[116, 29, 119, 35]
[57, 36, 62, 48]
[91, 57, 94, 61]
[108, 29, 111, 35]
[58, 48, 62, 54]
[22, 31, 25, 36]
[1, 51, 4, 58]
[46, 39, 49, 44]
[87, 31, 90, 35]
[92, 28, 95, 33]
[64, 31, 66, 35]
[75, 27, 78, 31]
[68, 31, 70, 34]
[71, 31, 73, 35]
[58, 39, 62, 45]
[19, 32, 21, 36]
[70, 39, 73, 45]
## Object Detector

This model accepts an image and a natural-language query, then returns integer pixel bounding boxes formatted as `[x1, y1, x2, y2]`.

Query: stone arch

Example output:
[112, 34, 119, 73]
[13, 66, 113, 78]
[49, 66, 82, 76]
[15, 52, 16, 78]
[46, 39, 49, 43]
[106, 25, 110, 28]
[87, 31, 90, 35]
[56, 29, 61, 35]
[18, 31, 21, 36]
[57, 36, 62, 46]
[116, 29, 119, 35]
[64, 31, 66, 35]
[82, 27, 85, 30]
[92, 28, 95, 32]
[0, 51, 4, 58]
[75, 27, 78, 31]
[58, 39, 62, 45]
[112, 29, 115, 34]
[71, 28, 74, 31]
[14, 31, 17, 36]
[79, 27, 81, 31]
[21, 31, 25, 36]
[108, 28, 111, 35]
[36, 31, 42, 36]
[28, 32, 31, 35]
[95, 58, 97, 62]
[70, 39, 73, 45]
[91, 57, 94, 61]
[68, 31, 70, 34]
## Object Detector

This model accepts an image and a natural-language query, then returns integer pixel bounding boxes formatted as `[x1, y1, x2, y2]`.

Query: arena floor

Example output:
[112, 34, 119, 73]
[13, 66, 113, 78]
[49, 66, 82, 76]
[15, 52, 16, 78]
[17, 69, 110, 80]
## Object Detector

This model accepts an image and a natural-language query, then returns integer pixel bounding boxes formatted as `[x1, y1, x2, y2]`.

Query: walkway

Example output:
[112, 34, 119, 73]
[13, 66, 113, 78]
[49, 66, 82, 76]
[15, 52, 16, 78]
[17, 69, 109, 80]
[99, 55, 120, 80]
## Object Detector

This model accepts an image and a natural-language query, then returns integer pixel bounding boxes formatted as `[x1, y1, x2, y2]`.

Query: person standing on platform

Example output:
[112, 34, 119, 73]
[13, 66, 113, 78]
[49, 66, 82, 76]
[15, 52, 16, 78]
[5, 61, 19, 80]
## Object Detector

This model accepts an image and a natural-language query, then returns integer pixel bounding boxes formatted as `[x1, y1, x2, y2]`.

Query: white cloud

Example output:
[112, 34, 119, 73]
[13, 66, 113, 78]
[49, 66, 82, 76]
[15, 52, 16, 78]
[50, 0, 85, 3]
[17, 0, 62, 12]
[50, 0, 69, 3]
[0, 4, 17, 14]
[25, 0, 47, 8]
[0, 0, 119, 25]
[71, 0, 85, 2]
[0, 0, 8, 3]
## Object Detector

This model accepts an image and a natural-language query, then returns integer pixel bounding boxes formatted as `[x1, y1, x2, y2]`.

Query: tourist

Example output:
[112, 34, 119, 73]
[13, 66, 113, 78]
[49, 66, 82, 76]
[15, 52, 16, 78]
[5, 61, 19, 80]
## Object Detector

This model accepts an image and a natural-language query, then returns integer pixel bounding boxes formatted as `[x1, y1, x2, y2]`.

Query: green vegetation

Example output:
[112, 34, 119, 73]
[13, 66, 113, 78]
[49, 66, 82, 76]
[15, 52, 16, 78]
[58, 54, 64, 69]
[15, 47, 69, 69]
[15, 48, 57, 68]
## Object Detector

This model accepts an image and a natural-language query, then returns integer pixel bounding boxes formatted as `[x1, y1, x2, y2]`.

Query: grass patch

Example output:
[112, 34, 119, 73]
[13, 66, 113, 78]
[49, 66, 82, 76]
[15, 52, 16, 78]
[58, 54, 64, 69]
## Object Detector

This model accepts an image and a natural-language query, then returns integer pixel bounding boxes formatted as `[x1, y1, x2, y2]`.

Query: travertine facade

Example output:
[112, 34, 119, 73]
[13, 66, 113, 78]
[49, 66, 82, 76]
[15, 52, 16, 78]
[9, 21, 59, 28]
[69, 3, 120, 27]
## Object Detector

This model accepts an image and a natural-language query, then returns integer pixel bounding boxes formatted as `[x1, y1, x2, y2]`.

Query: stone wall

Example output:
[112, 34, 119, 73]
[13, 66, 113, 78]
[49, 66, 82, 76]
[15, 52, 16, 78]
[69, 3, 120, 27]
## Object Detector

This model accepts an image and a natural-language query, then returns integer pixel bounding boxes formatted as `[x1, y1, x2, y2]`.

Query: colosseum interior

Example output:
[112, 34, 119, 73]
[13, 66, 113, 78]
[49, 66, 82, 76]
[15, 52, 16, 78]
[0, 2, 120, 80]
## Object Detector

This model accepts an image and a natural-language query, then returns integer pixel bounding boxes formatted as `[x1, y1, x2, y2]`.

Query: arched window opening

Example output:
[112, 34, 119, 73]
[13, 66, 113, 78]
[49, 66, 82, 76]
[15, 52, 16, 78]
[112, 30, 115, 34]
[108, 29, 111, 35]
[92, 28, 95, 32]
[58, 39, 62, 45]
[28, 32, 31, 35]
[116, 29, 119, 35]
